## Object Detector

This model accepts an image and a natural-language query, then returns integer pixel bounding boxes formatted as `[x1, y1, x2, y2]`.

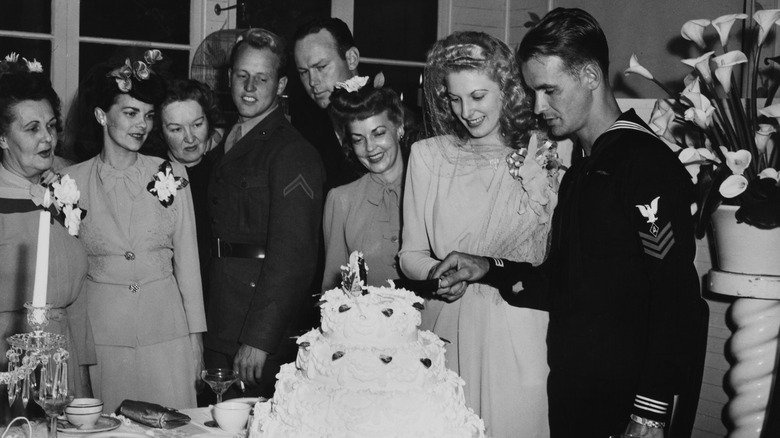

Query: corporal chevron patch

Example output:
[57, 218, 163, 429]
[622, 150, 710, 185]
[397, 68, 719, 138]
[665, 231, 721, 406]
[638, 222, 674, 260]
[283, 174, 314, 199]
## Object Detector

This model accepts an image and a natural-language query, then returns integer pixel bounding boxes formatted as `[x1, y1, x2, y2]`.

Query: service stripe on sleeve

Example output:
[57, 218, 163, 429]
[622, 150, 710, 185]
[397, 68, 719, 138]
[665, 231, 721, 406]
[634, 395, 668, 415]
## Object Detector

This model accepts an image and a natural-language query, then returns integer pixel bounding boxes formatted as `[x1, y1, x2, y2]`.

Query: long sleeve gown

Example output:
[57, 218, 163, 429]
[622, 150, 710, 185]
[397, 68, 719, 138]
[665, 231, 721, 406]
[64, 154, 206, 412]
[399, 135, 557, 438]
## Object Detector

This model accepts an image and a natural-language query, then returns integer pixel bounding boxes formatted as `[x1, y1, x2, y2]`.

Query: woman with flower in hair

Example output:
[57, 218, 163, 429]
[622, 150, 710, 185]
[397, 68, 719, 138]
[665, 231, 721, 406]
[399, 32, 558, 437]
[64, 51, 206, 411]
[0, 54, 95, 410]
[322, 74, 409, 290]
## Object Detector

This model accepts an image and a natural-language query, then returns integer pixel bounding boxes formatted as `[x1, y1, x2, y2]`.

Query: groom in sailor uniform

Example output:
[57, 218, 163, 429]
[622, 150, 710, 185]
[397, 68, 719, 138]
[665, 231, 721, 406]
[429, 8, 707, 438]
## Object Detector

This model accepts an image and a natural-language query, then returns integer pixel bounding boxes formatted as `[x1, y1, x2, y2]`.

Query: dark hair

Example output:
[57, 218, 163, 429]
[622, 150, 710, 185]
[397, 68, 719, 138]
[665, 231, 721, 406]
[66, 55, 166, 161]
[424, 31, 537, 148]
[517, 7, 609, 78]
[329, 76, 409, 164]
[159, 79, 222, 138]
[293, 17, 355, 60]
[0, 62, 62, 137]
[230, 28, 287, 78]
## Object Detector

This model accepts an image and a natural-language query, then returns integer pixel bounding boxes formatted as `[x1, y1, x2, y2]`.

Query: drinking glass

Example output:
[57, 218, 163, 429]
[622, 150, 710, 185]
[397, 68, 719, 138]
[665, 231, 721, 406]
[33, 383, 73, 438]
[201, 368, 239, 404]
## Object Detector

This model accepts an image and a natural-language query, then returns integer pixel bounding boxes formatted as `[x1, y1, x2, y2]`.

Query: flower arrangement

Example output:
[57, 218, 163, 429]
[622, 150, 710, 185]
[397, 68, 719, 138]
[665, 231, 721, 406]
[42, 174, 86, 236]
[107, 49, 162, 92]
[146, 160, 188, 207]
[625, 10, 780, 236]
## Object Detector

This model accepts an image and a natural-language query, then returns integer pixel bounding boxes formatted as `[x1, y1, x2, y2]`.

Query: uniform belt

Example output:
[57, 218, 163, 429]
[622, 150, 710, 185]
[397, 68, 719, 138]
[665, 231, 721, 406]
[213, 238, 266, 259]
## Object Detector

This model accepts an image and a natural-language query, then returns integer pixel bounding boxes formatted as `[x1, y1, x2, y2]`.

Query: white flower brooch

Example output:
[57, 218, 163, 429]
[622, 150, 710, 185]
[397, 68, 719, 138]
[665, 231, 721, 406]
[146, 160, 188, 207]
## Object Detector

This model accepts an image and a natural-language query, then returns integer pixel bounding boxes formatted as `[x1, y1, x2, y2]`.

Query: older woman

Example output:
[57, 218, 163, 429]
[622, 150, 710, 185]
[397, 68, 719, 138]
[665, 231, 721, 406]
[321, 75, 407, 289]
[399, 32, 558, 438]
[159, 79, 222, 306]
[64, 51, 206, 412]
[0, 55, 95, 402]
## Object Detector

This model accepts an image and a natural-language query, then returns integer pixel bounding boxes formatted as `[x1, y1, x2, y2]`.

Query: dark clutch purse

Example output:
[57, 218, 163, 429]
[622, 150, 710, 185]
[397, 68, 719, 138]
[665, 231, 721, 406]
[118, 400, 191, 429]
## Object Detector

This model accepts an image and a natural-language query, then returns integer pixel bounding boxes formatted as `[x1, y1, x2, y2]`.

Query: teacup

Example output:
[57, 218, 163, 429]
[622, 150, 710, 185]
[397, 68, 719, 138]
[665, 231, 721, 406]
[213, 401, 251, 432]
[65, 398, 103, 429]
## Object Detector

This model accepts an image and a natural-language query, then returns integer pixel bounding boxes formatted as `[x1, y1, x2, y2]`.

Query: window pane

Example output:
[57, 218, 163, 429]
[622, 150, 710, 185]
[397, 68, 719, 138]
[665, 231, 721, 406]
[80, 0, 190, 44]
[353, 0, 437, 62]
[0, 38, 52, 73]
[0, 0, 51, 34]
[79, 43, 189, 85]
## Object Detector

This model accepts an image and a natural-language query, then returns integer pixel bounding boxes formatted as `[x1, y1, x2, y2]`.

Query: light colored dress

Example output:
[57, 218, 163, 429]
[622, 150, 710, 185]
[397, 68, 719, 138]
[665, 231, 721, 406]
[0, 164, 95, 395]
[399, 135, 557, 438]
[64, 154, 206, 412]
[322, 173, 402, 290]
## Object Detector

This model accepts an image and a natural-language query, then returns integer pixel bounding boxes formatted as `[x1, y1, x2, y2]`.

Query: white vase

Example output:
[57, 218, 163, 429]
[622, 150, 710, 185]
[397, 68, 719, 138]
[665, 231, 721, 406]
[711, 205, 780, 276]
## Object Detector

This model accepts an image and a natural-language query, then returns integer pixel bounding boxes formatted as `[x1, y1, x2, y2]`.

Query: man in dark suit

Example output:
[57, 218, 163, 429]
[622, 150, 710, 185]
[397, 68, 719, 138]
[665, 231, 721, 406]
[205, 28, 324, 398]
[293, 17, 364, 191]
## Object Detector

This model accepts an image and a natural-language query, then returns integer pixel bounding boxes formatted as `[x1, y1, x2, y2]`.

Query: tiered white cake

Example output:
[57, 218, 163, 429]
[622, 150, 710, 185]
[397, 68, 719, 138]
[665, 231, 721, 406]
[250, 277, 485, 438]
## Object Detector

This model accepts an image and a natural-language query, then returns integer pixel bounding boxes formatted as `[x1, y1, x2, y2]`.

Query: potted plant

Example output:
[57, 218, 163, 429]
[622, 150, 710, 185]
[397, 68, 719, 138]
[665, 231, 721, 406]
[624, 9, 780, 275]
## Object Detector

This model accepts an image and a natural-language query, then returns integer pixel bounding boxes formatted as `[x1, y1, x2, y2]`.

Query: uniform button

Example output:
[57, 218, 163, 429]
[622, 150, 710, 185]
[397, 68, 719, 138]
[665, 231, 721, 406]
[392, 262, 398, 269]
[124, 251, 135, 261]
[129, 283, 140, 293]
[240, 180, 248, 188]
[390, 235, 399, 243]
[212, 197, 219, 205]
[212, 218, 218, 224]
[249, 281, 256, 288]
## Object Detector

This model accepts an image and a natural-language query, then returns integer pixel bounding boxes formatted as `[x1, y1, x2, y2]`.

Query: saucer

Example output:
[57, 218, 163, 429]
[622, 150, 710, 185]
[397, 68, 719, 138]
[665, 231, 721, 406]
[57, 415, 121, 434]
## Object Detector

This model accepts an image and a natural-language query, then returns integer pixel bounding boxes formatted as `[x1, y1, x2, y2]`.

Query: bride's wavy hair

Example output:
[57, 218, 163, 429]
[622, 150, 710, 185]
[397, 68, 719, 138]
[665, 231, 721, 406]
[423, 31, 537, 148]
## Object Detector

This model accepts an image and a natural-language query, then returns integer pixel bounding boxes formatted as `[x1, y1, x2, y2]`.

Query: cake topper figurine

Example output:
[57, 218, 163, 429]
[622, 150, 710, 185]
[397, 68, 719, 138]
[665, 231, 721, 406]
[340, 251, 368, 297]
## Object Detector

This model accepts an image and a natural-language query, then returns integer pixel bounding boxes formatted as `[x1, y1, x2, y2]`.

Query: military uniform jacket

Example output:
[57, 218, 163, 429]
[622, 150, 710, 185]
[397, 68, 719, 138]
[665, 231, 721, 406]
[207, 107, 324, 355]
[484, 110, 703, 423]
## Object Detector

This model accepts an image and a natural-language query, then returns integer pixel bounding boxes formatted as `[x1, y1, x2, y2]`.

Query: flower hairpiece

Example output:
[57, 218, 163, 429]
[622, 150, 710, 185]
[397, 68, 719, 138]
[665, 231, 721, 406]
[147, 160, 188, 207]
[107, 49, 163, 92]
[335, 76, 369, 93]
[1, 52, 44, 76]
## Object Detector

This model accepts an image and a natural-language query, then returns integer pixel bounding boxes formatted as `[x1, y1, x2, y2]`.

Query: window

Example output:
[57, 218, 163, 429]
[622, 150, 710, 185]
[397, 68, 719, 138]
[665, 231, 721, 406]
[0, 0, 205, 116]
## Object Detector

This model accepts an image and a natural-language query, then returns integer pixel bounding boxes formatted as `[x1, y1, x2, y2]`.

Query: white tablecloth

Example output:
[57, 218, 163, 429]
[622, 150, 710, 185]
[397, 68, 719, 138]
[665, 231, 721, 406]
[58, 407, 245, 438]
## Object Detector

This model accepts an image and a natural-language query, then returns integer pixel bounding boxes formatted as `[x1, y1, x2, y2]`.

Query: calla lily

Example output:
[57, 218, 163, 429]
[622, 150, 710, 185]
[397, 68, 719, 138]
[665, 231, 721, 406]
[648, 99, 678, 147]
[755, 124, 776, 153]
[683, 76, 701, 94]
[713, 51, 748, 93]
[681, 19, 711, 49]
[719, 146, 752, 175]
[698, 148, 719, 162]
[682, 51, 715, 83]
[682, 88, 715, 129]
[679, 148, 705, 182]
[712, 14, 748, 48]
[759, 168, 780, 182]
[719, 174, 749, 198]
[624, 54, 654, 80]
[684, 106, 715, 130]
[759, 102, 780, 119]
[754, 9, 780, 46]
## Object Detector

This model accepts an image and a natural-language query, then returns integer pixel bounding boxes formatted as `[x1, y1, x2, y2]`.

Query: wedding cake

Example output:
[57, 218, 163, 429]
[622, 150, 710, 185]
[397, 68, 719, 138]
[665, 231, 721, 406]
[249, 253, 485, 438]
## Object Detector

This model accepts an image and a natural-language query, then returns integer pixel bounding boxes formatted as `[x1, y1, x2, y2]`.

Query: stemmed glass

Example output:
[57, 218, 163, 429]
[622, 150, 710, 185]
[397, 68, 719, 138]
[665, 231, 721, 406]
[201, 368, 239, 404]
[32, 354, 73, 438]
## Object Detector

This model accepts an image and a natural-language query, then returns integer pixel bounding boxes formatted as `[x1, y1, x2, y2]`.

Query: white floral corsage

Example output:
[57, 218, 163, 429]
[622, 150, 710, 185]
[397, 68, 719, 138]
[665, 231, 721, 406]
[506, 138, 567, 181]
[146, 160, 188, 207]
[335, 75, 369, 93]
[42, 174, 86, 236]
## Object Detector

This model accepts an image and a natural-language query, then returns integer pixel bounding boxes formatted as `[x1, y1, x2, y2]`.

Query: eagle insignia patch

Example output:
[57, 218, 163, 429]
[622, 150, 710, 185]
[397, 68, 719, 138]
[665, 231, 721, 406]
[636, 196, 660, 236]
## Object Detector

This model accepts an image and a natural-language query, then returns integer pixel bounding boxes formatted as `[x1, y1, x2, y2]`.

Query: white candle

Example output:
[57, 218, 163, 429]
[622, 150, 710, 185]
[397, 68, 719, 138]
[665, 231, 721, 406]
[32, 211, 50, 307]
